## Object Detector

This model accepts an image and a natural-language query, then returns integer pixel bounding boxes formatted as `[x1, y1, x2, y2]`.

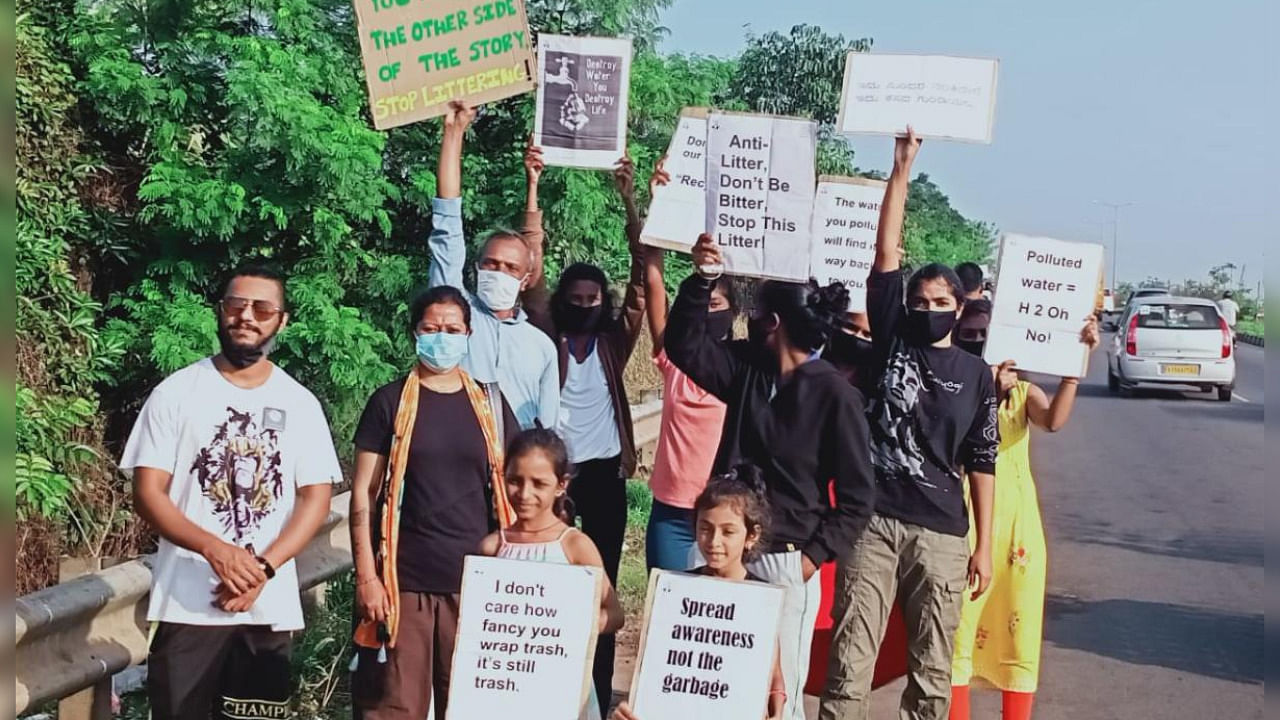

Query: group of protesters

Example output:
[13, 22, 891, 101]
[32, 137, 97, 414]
[124, 100, 1099, 720]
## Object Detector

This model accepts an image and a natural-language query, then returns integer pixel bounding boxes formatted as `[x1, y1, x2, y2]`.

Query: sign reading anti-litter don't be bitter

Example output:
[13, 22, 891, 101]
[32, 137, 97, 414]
[628, 570, 784, 720]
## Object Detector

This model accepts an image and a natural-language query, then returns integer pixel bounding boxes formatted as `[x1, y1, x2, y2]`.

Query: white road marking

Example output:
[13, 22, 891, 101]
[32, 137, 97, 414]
[1233, 392, 1251, 403]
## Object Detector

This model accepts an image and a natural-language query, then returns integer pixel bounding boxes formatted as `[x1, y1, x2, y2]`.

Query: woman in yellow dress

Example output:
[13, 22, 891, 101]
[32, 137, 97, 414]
[949, 311, 1100, 720]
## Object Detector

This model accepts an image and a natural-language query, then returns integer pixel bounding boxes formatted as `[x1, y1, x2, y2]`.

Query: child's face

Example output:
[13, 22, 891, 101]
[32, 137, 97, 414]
[696, 502, 758, 573]
[505, 450, 566, 523]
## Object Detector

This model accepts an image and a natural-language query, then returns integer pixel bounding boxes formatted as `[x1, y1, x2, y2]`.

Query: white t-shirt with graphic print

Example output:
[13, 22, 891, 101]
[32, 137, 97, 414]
[121, 358, 341, 631]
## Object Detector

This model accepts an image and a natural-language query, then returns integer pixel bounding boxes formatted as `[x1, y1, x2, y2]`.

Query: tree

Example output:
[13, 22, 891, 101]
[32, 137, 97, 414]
[902, 174, 995, 267]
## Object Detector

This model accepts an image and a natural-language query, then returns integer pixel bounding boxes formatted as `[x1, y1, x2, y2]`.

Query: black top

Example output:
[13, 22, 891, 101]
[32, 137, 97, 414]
[692, 565, 765, 583]
[865, 269, 999, 536]
[354, 381, 519, 594]
[664, 274, 876, 567]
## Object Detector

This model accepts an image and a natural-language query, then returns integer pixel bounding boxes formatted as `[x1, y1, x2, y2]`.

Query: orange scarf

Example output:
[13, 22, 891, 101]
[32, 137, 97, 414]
[354, 366, 515, 649]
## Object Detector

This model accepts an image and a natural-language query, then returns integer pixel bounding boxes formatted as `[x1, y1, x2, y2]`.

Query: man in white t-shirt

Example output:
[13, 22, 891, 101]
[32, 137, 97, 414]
[1218, 290, 1240, 329]
[122, 266, 340, 720]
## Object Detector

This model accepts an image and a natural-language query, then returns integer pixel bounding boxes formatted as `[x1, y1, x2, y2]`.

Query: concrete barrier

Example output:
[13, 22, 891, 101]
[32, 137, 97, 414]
[14, 402, 664, 716]
[1238, 332, 1263, 347]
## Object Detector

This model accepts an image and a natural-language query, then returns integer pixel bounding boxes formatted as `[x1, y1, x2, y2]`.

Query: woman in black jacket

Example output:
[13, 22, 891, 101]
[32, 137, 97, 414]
[664, 234, 877, 720]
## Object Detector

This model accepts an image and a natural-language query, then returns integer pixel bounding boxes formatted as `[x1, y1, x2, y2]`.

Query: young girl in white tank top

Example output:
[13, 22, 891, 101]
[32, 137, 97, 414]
[479, 429, 625, 720]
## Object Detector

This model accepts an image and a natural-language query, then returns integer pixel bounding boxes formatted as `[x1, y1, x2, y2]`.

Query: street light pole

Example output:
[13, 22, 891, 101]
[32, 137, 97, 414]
[1095, 200, 1134, 289]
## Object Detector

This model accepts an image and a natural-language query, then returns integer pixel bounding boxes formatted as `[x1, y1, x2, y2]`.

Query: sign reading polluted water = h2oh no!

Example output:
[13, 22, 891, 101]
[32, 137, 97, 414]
[985, 234, 1105, 377]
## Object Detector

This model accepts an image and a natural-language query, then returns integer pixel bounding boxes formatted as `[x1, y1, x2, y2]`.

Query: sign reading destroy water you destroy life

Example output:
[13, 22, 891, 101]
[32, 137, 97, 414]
[641, 108, 709, 252]
[353, 0, 536, 130]
[534, 34, 633, 169]
[837, 53, 999, 143]
[984, 234, 1105, 377]
[706, 112, 817, 281]
[446, 555, 602, 720]
[809, 176, 887, 313]
[629, 570, 784, 720]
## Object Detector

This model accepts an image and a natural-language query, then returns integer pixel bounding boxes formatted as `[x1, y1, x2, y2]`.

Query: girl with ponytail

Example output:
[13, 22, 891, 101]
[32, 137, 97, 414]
[478, 428, 624, 720]
[662, 234, 877, 720]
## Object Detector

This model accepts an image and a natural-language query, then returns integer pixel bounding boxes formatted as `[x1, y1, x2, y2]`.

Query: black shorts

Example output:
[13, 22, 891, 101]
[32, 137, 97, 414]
[147, 622, 293, 720]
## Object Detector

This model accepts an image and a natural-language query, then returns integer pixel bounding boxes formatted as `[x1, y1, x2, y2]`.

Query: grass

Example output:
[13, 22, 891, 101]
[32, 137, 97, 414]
[1236, 318, 1263, 337]
[618, 480, 653, 613]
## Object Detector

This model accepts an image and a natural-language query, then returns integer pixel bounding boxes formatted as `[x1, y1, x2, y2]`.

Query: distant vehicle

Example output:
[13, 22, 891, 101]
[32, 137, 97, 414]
[1125, 287, 1171, 307]
[1107, 295, 1236, 401]
[1102, 288, 1116, 313]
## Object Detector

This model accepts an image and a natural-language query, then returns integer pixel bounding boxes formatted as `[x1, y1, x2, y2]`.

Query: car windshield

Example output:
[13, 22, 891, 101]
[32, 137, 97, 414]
[1135, 304, 1220, 329]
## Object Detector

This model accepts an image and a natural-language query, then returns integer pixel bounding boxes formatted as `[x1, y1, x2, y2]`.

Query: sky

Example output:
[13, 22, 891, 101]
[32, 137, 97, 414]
[658, 0, 1275, 292]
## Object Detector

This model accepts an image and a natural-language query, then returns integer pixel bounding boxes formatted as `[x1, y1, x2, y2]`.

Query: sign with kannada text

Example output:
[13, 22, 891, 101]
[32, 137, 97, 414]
[837, 53, 999, 143]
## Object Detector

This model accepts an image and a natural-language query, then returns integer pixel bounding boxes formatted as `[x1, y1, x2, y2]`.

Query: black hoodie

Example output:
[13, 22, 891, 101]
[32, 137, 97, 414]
[664, 274, 876, 566]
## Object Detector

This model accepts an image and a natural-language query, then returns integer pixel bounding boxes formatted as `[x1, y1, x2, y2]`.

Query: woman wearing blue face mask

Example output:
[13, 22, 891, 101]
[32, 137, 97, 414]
[348, 285, 519, 720]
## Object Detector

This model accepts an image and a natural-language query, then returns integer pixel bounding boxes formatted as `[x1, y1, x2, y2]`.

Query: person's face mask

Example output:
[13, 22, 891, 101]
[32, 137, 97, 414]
[825, 331, 875, 368]
[475, 269, 524, 312]
[416, 331, 469, 372]
[904, 308, 958, 346]
[956, 339, 986, 357]
[559, 303, 603, 333]
[706, 309, 734, 341]
[217, 324, 279, 368]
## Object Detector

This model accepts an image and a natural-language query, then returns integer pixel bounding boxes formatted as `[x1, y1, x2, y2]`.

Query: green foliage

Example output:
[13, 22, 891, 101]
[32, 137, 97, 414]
[903, 174, 995, 267]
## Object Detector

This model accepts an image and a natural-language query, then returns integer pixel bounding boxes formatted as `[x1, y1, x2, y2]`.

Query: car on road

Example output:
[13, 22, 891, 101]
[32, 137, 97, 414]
[1107, 295, 1236, 401]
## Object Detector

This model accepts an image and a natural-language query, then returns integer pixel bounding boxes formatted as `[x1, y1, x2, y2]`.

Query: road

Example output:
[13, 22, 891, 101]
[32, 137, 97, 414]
[804, 339, 1266, 719]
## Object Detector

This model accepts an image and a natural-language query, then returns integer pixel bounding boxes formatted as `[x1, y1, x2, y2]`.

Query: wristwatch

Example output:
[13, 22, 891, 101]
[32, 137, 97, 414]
[256, 556, 276, 580]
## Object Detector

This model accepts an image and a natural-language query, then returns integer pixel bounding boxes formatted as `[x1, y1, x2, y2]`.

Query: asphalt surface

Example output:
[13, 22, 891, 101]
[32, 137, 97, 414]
[804, 339, 1265, 719]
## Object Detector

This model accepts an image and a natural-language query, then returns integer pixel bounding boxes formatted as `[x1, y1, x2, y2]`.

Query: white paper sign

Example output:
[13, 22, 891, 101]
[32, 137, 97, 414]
[837, 53, 999, 143]
[809, 176, 887, 312]
[534, 35, 633, 169]
[629, 570, 785, 720]
[446, 555, 603, 720]
[984, 234, 1106, 377]
[706, 112, 817, 281]
[641, 108, 709, 252]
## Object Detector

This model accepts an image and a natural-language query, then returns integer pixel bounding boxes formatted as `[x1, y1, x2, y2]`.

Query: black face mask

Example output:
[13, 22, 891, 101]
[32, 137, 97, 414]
[825, 332, 875, 368]
[705, 310, 734, 341]
[956, 339, 986, 357]
[217, 324, 277, 369]
[904, 308, 958, 346]
[559, 303, 604, 333]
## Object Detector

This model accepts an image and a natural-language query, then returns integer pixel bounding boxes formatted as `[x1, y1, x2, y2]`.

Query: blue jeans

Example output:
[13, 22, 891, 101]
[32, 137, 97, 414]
[645, 499, 697, 572]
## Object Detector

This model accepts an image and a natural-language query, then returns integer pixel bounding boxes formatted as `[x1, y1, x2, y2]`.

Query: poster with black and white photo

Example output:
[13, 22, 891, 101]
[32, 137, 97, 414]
[534, 34, 633, 169]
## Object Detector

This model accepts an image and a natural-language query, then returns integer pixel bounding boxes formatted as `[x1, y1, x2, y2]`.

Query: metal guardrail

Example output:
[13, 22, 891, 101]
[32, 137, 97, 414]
[14, 403, 664, 715]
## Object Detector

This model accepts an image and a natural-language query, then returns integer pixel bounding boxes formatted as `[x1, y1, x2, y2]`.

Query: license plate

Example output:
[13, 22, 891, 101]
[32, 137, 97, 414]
[1160, 363, 1200, 376]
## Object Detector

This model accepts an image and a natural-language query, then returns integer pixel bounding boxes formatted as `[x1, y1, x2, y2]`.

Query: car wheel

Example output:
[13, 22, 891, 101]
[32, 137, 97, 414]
[1217, 386, 1233, 402]
[1107, 367, 1120, 393]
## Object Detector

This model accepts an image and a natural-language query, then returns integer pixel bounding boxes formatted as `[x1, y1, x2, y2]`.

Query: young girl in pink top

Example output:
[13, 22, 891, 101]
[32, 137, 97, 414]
[643, 157, 733, 572]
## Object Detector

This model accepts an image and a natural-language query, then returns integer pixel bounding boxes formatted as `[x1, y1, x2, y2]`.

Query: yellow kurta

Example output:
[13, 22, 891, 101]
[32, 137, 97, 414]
[952, 381, 1046, 693]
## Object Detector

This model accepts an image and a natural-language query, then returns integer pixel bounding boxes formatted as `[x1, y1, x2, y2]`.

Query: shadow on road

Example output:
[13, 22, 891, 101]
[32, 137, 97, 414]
[1053, 517, 1263, 568]
[1045, 595, 1263, 684]
[1161, 403, 1264, 424]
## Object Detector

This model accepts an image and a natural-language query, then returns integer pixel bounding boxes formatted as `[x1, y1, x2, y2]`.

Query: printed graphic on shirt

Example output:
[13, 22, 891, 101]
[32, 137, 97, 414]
[190, 407, 285, 542]
[975, 394, 999, 465]
[870, 349, 930, 483]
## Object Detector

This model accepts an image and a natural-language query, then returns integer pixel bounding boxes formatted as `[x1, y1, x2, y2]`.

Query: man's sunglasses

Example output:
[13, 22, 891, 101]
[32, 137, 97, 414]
[219, 296, 283, 322]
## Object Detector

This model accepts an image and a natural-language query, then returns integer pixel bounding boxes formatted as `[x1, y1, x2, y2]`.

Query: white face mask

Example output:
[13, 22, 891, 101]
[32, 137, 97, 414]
[475, 269, 524, 311]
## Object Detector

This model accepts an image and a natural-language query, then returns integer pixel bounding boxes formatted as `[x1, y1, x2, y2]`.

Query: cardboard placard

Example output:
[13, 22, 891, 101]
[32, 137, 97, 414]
[984, 234, 1106, 377]
[353, 0, 536, 130]
[533, 34, 633, 169]
[706, 111, 817, 281]
[446, 555, 603, 719]
[629, 570, 785, 720]
[640, 108, 709, 252]
[809, 175, 888, 312]
[837, 53, 999, 143]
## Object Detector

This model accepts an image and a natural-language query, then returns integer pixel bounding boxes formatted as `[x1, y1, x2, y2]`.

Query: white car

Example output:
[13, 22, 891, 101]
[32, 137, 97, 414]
[1107, 295, 1236, 401]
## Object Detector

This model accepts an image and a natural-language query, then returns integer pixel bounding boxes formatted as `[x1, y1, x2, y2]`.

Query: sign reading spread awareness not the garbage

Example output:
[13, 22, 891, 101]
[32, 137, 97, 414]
[809, 176, 887, 313]
[984, 234, 1106, 378]
[534, 34, 633, 169]
[629, 571, 784, 720]
[446, 555, 602, 720]
[641, 108, 709, 252]
[706, 112, 817, 281]
[837, 53, 999, 143]
[353, 0, 536, 130]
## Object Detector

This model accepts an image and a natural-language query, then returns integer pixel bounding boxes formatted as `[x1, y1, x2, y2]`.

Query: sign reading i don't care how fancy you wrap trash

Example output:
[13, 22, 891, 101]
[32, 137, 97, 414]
[446, 555, 602, 719]
[353, 0, 536, 129]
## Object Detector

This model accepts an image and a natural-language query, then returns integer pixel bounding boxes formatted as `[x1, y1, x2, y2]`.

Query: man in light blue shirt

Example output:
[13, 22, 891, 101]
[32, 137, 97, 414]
[427, 101, 559, 429]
